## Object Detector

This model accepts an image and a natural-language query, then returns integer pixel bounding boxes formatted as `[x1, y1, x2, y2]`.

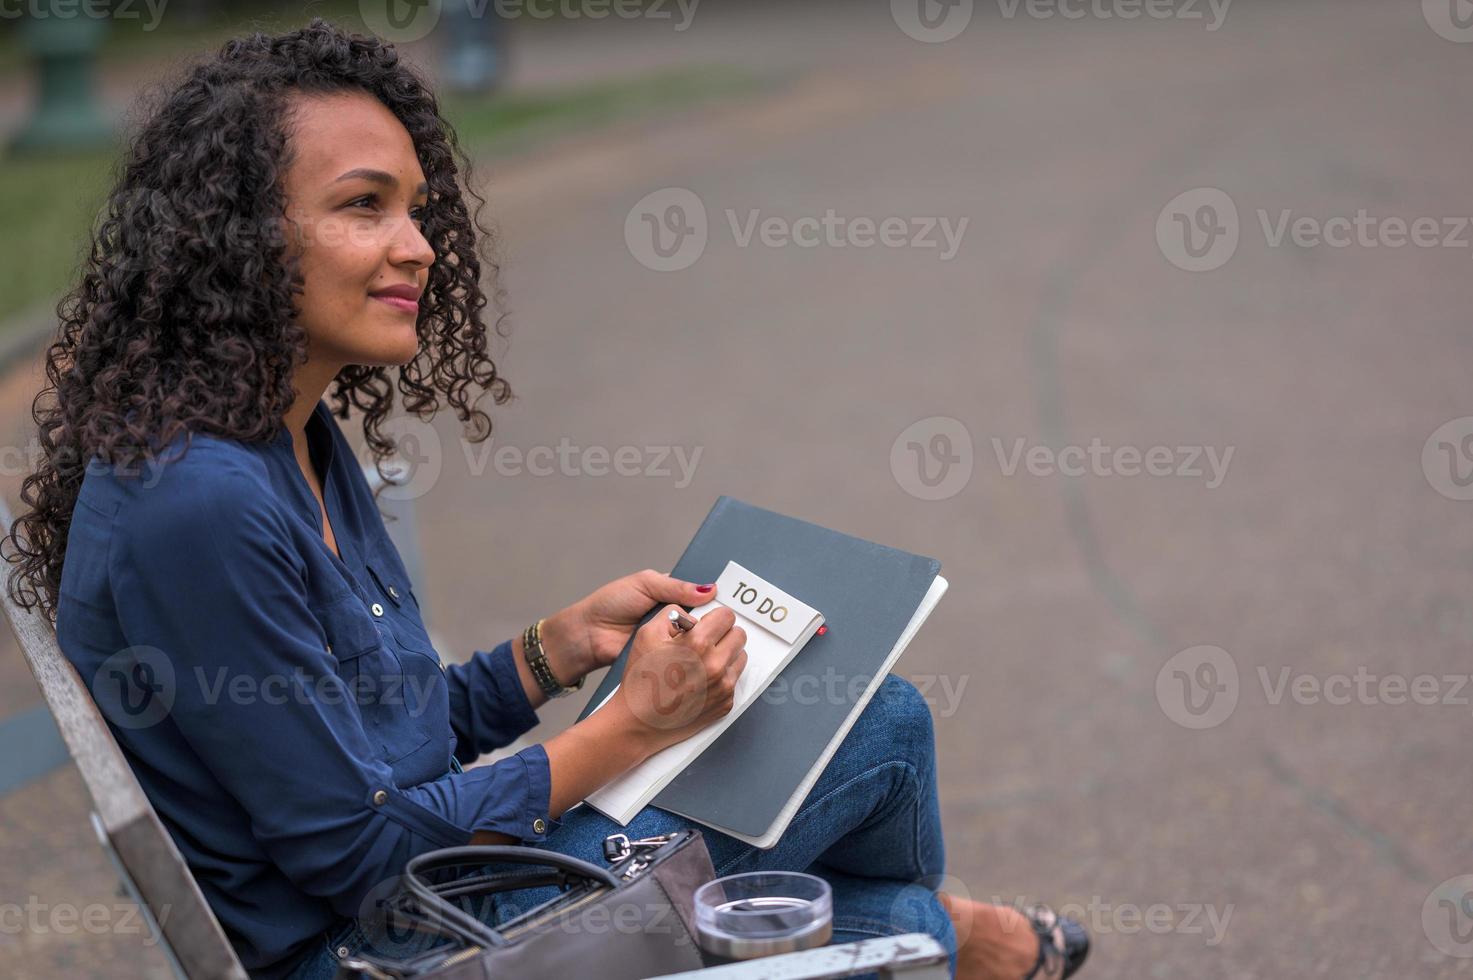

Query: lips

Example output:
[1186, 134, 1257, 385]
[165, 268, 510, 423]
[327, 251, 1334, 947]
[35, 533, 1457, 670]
[372, 295, 419, 314]
[369, 284, 421, 315]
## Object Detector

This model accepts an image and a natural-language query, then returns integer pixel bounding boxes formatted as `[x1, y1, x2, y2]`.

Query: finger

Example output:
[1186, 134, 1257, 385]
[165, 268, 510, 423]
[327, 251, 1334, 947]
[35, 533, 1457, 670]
[711, 622, 746, 666]
[642, 605, 691, 642]
[687, 604, 737, 648]
[726, 647, 748, 680]
[638, 569, 717, 607]
[721, 649, 747, 700]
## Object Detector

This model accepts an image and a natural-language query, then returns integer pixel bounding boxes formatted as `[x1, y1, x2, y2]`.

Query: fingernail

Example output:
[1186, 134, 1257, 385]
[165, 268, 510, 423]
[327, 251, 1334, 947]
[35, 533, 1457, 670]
[696, 584, 714, 593]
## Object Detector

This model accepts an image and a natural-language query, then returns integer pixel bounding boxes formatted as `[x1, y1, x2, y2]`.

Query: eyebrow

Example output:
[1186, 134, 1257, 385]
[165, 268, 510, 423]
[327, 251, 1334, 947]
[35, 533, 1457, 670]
[333, 167, 429, 197]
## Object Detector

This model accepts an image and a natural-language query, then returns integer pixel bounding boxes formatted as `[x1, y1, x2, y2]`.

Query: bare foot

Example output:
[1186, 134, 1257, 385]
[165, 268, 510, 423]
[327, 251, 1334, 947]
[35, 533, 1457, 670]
[936, 892, 1040, 980]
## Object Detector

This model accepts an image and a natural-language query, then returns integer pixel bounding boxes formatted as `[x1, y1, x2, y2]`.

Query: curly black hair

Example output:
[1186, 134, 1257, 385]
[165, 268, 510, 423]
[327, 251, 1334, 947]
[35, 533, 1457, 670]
[3, 17, 512, 623]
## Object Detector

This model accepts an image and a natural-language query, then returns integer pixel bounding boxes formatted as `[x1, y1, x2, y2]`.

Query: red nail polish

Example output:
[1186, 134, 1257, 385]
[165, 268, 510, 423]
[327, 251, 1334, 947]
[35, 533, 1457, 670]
[696, 584, 714, 593]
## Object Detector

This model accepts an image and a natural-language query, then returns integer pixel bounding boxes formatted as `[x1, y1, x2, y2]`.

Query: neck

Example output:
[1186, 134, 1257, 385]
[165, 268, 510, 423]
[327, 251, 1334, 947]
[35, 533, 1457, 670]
[281, 359, 342, 451]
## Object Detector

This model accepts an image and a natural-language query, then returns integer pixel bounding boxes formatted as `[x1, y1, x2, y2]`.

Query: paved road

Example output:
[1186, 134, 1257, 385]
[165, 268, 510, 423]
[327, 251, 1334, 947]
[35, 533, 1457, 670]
[3, 1, 1471, 976]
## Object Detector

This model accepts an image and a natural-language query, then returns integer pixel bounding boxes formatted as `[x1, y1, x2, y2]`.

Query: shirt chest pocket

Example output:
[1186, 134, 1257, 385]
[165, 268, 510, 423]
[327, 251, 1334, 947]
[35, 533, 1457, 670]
[313, 593, 445, 782]
[364, 560, 440, 666]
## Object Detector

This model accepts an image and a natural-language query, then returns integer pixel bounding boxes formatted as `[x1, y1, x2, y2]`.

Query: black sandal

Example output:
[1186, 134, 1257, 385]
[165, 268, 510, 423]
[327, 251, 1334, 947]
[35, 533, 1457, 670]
[1020, 903, 1090, 979]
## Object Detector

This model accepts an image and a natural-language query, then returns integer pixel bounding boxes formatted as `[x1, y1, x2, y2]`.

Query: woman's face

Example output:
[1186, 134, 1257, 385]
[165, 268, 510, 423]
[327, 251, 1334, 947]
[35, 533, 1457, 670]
[280, 90, 435, 371]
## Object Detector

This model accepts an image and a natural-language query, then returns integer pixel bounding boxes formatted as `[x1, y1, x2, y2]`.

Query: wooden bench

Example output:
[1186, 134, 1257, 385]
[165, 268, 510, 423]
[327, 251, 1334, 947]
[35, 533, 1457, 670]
[1, 496, 949, 979]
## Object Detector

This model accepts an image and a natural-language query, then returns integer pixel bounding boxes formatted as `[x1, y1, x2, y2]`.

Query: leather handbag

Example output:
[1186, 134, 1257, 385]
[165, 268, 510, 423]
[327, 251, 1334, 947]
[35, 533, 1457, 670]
[335, 829, 717, 979]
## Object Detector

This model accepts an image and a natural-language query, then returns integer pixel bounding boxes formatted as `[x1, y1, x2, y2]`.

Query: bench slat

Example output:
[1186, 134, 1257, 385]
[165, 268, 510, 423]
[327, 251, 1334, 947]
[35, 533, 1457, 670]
[1, 498, 247, 979]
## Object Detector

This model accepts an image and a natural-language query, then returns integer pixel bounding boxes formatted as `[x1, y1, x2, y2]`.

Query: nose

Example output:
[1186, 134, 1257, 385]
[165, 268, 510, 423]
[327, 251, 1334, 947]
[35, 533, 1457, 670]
[390, 212, 435, 270]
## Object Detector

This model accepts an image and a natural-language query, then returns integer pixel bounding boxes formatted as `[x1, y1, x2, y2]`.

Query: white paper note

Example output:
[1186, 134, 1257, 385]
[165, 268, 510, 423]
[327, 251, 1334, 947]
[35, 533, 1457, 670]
[582, 560, 824, 824]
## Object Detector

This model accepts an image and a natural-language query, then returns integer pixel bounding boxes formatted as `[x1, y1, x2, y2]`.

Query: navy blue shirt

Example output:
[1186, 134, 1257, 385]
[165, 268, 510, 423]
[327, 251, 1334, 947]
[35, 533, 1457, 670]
[55, 399, 559, 977]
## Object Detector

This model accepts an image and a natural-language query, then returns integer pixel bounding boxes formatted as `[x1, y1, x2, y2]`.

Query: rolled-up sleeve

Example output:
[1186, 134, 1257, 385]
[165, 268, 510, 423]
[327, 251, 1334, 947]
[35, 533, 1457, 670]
[446, 640, 541, 762]
[107, 459, 554, 917]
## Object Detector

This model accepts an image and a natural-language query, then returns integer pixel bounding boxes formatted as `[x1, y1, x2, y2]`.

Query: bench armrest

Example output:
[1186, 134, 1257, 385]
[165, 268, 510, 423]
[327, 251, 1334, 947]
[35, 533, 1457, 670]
[648, 932, 950, 979]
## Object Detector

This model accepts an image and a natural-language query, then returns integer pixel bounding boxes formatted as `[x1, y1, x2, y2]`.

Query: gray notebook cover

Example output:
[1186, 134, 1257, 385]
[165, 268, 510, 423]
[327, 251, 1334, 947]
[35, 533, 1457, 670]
[576, 495, 941, 838]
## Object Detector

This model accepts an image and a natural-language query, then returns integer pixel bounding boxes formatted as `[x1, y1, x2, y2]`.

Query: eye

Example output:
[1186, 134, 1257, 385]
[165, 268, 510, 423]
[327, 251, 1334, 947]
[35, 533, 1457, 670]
[346, 193, 426, 225]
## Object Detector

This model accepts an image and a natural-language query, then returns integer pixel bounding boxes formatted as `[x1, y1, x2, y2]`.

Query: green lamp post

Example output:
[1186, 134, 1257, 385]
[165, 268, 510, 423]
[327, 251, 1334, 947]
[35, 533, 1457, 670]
[8, 14, 114, 156]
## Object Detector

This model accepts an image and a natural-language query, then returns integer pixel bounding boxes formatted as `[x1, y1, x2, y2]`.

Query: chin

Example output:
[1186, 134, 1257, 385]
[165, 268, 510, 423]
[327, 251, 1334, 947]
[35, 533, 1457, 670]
[384, 340, 421, 366]
[367, 322, 423, 366]
[351, 338, 420, 368]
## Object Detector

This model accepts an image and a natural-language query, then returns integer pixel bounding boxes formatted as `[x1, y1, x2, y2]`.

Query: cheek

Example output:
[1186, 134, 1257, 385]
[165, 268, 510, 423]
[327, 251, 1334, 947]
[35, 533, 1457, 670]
[297, 238, 379, 325]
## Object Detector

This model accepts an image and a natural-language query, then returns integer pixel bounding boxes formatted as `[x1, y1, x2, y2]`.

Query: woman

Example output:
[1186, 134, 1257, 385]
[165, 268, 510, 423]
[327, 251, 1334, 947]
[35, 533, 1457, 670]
[4, 19, 1087, 980]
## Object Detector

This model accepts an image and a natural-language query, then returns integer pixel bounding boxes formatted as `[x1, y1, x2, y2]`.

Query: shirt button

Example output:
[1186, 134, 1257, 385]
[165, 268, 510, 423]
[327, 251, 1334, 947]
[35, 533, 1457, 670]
[388, 585, 400, 600]
[532, 818, 547, 834]
[373, 790, 388, 806]
[336, 945, 351, 959]
[371, 603, 384, 617]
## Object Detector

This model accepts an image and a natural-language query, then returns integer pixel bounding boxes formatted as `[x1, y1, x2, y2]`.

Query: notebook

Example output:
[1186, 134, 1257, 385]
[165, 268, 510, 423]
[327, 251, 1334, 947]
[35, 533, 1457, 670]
[690, 572, 948, 847]
[576, 496, 945, 848]
[580, 560, 826, 825]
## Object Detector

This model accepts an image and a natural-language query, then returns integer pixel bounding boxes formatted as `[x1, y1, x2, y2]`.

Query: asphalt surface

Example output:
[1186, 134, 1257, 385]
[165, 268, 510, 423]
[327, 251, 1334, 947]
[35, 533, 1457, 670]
[2, 1, 1470, 976]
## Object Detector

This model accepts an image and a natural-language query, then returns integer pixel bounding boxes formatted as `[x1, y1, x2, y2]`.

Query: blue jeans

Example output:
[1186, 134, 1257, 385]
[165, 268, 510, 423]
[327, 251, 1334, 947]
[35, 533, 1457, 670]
[287, 674, 955, 979]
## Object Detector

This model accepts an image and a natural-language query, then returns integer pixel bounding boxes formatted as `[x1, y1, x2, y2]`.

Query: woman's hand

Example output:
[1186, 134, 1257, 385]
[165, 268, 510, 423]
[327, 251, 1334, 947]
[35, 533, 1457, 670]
[538, 569, 716, 685]
[608, 603, 748, 754]
[533, 605, 748, 821]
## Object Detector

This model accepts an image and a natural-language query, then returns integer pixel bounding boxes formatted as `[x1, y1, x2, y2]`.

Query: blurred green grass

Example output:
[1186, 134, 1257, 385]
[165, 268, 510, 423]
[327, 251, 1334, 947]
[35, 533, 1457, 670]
[0, 64, 761, 329]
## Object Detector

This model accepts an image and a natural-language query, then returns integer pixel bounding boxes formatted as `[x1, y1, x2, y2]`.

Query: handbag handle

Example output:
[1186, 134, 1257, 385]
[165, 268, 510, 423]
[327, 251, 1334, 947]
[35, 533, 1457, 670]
[405, 845, 620, 889]
[400, 845, 621, 948]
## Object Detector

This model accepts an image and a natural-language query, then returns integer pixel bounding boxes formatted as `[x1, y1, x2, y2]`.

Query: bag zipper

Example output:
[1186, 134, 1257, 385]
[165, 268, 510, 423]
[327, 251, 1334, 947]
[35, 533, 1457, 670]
[603, 831, 681, 869]
[498, 885, 606, 940]
[432, 944, 484, 970]
[500, 832, 686, 940]
[410, 830, 690, 959]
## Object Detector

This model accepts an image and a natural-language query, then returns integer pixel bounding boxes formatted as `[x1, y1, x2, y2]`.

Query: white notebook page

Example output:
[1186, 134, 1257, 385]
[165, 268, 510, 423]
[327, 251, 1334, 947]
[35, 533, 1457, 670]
[582, 560, 824, 824]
